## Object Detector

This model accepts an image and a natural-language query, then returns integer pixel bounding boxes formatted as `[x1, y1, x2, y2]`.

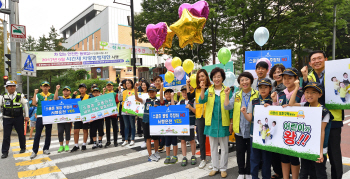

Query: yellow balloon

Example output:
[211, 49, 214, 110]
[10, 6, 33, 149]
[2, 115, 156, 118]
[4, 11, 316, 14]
[161, 23, 176, 49]
[165, 71, 175, 83]
[190, 74, 197, 88]
[183, 59, 194, 74]
[170, 8, 206, 48]
[171, 57, 182, 69]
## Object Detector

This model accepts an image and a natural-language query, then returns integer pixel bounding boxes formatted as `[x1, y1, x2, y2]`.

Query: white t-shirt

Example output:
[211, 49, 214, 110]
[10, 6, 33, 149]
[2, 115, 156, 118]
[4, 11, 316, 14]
[215, 89, 221, 96]
[177, 100, 196, 128]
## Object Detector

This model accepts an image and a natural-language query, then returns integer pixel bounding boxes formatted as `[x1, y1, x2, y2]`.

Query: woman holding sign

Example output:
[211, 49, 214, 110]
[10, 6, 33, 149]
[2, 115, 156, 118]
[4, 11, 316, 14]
[198, 67, 233, 178]
[118, 79, 136, 147]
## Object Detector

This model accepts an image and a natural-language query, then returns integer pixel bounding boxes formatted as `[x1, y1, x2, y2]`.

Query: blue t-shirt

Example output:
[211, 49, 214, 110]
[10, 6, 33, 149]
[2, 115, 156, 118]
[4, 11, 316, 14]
[29, 106, 37, 122]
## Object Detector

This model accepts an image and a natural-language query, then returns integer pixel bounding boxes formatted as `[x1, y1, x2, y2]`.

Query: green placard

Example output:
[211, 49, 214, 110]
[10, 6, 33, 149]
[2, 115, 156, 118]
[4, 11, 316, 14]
[202, 61, 234, 74]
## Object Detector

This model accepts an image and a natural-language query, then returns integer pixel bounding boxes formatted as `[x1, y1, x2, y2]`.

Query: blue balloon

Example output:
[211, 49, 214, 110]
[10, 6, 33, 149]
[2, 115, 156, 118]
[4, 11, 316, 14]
[223, 72, 236, 87]
[254, 27, 269, 47]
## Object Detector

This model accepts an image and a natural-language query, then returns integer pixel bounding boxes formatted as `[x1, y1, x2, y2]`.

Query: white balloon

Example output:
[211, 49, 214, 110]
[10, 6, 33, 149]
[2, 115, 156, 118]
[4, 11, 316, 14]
[223, 72, 236, 87]
[174, 66, 185, 81]
[254, 27, 269, 47]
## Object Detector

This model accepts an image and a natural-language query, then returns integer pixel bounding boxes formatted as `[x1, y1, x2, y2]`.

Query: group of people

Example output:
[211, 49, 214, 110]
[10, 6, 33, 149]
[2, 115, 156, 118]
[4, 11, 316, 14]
[0, 50, 344, 179]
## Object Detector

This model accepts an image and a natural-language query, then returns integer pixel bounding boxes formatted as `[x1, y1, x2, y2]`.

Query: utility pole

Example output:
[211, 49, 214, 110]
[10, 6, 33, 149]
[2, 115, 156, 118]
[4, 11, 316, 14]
[15, 1, 21, 92]
[3, 20, 7, 77]
[9, 0, 16, 86]
[332, 4, 336, 61]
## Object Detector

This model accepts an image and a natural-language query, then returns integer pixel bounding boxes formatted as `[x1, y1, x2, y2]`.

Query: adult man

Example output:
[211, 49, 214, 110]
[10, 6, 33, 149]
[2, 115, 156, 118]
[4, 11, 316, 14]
[1, 80, 29, 159]
[252, 61, 271, 90]
[301, 50, 343, 179]
[31, 81, 55, 159]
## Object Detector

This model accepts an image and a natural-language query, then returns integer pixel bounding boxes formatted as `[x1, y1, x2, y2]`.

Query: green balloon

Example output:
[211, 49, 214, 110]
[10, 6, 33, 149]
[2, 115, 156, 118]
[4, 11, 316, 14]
[218, 47, 231, 65]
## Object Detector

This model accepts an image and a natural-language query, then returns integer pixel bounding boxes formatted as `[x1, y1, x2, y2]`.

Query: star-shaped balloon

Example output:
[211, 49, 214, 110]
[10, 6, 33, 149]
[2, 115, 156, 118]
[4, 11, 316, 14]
[161, 23, 176, 49]
[170, 8, 206, 48]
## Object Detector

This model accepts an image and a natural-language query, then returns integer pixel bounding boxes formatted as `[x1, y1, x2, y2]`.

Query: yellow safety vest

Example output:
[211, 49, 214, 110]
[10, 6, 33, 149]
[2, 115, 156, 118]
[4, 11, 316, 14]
[204, 85, 230, 126]
[195, 88, 207, 118]
[232, 88, 259, 133]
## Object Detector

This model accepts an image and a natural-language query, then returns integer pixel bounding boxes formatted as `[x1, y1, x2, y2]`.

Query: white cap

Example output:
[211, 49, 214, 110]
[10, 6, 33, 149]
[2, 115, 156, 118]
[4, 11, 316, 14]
[5, 80, 17, 87]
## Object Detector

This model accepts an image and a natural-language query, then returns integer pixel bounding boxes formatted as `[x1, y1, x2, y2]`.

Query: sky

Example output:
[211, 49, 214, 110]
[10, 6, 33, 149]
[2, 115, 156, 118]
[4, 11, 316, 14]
[15, 0, 143, 40]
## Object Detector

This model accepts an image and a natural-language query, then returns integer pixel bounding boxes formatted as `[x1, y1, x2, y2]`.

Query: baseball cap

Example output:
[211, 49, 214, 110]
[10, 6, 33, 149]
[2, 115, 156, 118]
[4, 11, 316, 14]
[92, 87, 100, 92]
[148, 86, 157, 92]
[281, 68, 299, 77]
[91, 83, 98, 88]
[5, 80, 17, 87]
[41, 81, 50, 86]
[180, 85, 187, 91]
[79, 83, 87, 88]
[304, 82, 323, 94]
[62, 86, 71, 91]
[164, 88, 174, 94]
[139, 77, 146, 82]
[258, 78, 272, 87]
[106, 81, 114, 86]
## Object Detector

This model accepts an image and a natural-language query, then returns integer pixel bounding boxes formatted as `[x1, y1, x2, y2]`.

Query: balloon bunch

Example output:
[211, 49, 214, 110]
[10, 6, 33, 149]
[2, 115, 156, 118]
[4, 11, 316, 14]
[164, 57, 195, 83]
[146, 1, 209, 50]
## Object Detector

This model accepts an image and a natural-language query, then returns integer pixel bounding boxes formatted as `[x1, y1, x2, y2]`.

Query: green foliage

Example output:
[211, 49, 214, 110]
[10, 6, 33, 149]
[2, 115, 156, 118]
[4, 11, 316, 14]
[75, 69, 88, 80]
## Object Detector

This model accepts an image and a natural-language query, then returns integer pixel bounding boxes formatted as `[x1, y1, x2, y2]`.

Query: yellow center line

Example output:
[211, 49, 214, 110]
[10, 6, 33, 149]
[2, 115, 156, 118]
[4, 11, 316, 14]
[13, 151, 43, 158]
[344, 163, 350, 166]
[17, 166, 61, 178]
[12, 146, 34, 152]
[15, 157, 51, 166]
[11, 141, 33, 147]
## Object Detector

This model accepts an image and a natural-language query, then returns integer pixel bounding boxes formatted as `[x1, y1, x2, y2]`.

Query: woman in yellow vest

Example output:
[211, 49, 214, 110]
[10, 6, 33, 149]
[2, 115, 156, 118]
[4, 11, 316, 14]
[198, 67, 233, 178]
[224, 72, 259, 179]
[186, 69, 211, 169]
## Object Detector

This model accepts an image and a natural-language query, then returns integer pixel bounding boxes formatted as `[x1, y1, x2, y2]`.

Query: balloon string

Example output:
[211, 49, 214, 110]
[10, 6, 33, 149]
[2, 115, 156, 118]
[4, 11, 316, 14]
[260, 46, 262, 58]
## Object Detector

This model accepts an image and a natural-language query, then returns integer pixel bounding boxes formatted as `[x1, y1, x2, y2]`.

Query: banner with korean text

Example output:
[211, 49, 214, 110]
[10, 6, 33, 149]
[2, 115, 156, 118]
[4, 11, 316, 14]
[252, 105, 322, 161]
[149, 105, 190, 136]
[42, 99, 81, 124]
[122, 92, 149, 117]
[27, 49, 131, 70]
[78, 93, 118, 123]
[99, 41, 155, 56]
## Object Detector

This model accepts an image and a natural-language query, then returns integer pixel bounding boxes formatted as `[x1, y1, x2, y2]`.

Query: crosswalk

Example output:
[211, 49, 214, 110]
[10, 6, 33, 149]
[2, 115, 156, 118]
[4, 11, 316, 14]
[9, 135, 238, 179]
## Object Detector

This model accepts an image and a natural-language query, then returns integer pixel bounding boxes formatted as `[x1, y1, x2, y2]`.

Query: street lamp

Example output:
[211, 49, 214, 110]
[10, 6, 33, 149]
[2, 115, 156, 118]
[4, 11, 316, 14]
[113, 0, 137, 83]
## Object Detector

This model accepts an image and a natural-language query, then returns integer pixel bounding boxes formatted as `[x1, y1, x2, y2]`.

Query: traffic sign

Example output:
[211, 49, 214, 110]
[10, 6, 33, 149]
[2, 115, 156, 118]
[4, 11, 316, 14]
[11, 24, 26, 43]
[21, 53, 36, 77]
[0, 0, 3, 8]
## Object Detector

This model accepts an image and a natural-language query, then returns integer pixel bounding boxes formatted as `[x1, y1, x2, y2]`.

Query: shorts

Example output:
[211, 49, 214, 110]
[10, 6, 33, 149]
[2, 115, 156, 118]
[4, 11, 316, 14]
[30, 121, 36, 127]
[142, 122, 159, 140]
[280, 154, 300, 166]
[178, 128, 195, 141]
[165, 136, 178, 147]
[74, 121, 90, 130]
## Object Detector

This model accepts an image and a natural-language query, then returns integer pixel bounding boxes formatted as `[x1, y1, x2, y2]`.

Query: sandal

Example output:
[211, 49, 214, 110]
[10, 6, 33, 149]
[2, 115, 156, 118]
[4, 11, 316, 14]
[271, 174, 281, 179]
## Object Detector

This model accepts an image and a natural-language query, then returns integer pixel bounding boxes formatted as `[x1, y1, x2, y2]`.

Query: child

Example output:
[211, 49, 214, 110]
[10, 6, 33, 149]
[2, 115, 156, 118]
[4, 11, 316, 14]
[257, 120, 262, 136]
[331, 77, 340, 95]
[90, 87, 105, 149]
[28, 102, 37, 140]
[343, 73, 349, 86]
[54, 85, 73, 153]
[264, 118, 269, 128]
[134, 85, 161, 162]
[241, 77, 273, 179]
[270, 67, 306, 179]
[289, 80, 333, 179]
[268, 121, 276, 139]
[31, 81, 55, 159]
[160, 84, 178, 164]
[71, 83, 91, 152]
[252, 61, 270, 90]
[339, 82, 348, 103]
[176, 85, 197, 166]
[103, 81, 119, 148]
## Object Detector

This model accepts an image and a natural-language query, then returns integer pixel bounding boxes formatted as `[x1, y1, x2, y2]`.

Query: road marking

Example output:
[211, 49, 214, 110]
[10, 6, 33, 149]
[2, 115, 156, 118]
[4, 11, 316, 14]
[12, 146, 34, 152]
[11, 141, 33, 147]
[343, 119, 350, 124]
[16, 157, 51, 166]
[17, 166, 61, 178]
[13, 151, 43, 158]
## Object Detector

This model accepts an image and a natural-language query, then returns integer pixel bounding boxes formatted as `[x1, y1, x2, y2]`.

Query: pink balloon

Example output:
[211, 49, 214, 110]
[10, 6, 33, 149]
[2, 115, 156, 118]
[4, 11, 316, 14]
[257, 58, 272, 72]
[146, 22, 168, 51]
[165, 58, 174, 71]
[178, 1, 210, 19]
[174, 66, 185, 80]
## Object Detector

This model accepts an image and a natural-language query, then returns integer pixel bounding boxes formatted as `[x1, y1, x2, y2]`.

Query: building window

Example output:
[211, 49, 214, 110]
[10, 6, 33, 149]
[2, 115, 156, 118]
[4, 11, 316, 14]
[127, 67, 133, 72]
[103, 69, 109, 78]
[87, 37, 89, 51]
[78, 43, 79, 48]
[92, 34, 95, 50]
[82, 40, 84, 51]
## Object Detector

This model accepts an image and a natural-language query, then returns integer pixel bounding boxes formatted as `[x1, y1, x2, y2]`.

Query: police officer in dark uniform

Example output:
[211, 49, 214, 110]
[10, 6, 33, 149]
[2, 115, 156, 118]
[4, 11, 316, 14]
[1, 80, 29, 159]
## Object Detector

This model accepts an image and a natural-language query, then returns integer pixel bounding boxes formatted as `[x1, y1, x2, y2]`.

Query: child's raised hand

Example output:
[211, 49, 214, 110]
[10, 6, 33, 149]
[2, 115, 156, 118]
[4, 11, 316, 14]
[161, 82, 164, 88]
[264, 103, 270, 107]
[224, 87, 230, 95]
[186, 79, 190, 85]
[103, 87, 106, 92]
[294, 79, 300, 87]
[241, 106, 247, 113]
[271, 92, 277, 102]
[301, 66, 308, 77]
[56, 85, 60, 90]
[73, 91, 78, 95]
[118, 86, 121, 91]
[171, 92, 175, 97]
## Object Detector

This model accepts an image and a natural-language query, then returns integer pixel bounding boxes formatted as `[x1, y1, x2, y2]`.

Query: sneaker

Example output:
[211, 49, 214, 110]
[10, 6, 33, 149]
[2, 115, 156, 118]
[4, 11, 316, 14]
[58, 146, 64, 153]
[169, 156, 178, 164]
[88, 141, 93, 145]
[245, 175, 252, 179]
[237, 174, 245, 179]
[138, 133, 143, 137]
[82, 145, 86, 150]
[221, 171, 227, 178]
[147, 156, 152, 162]
[28, 137, 34, 140]
[98, 144, 103, 148]
[121, 141, 128, 147]
[30, 152, 37, 159]
[64, 145, 69, 152]
[164, 156, 171, 164]
[92, 145, 97, 149]
[191, 156, 197, 165]
[104, 142, 111, 148]
[1, 153, 8, 159]
[71, 146, 79, 153]
[158, 146, 164, 152]
[150, 154, 159, 162]
[114, 141, 118, 147]
[181, 157, 188, 166]
[129, 141, 135, 146]
[141, 142, 146, 149]
[209, 170, 219, 176]
[154, 152, 161, 160]
[208, 163, 213, 169]
[43, 150, 50, 155]
[199, 160, 206, 169]
[19, 148, 26, 153]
